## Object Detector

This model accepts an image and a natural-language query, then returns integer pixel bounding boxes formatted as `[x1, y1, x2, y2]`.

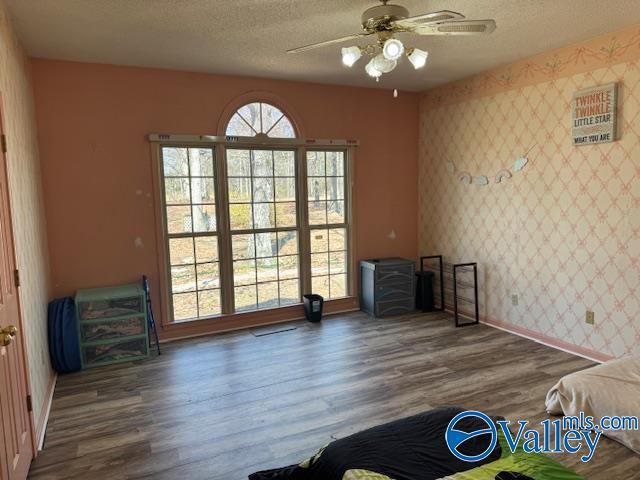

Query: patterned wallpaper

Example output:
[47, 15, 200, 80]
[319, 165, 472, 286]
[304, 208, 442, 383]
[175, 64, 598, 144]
[0, 0, 53, 432]
[419, 26, 640, 360]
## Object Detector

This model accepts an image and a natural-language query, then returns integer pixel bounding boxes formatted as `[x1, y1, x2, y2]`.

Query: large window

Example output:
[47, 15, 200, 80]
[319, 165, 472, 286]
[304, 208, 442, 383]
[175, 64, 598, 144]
[161, 147, 221, 320]
[227, 148, 300, 311]
[158, 102, 351, 323]
[307, 151, 348, 300]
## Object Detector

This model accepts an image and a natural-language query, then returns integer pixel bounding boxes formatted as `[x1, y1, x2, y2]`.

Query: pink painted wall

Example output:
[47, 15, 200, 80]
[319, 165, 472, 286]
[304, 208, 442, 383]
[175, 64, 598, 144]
[31, 59, 418, 319]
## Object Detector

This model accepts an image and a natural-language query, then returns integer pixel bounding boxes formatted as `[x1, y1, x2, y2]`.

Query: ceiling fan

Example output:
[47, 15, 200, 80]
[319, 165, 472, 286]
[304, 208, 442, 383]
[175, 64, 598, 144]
[287, 0, 496, 81]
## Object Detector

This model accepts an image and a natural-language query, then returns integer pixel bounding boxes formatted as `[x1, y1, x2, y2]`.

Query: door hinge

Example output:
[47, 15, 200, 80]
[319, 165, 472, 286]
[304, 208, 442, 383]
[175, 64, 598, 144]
[26, 395, 32, 413]
[0, 134, 6, 154]
[14, 269, 20, 288]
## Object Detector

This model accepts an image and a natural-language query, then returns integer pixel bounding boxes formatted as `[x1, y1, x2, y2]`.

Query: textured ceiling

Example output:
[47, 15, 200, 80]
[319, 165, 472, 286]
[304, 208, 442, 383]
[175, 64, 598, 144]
[7, 0, 640, 91]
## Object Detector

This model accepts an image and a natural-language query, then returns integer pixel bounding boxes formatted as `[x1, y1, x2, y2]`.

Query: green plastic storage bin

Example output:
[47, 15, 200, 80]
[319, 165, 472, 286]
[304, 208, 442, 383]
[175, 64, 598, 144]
[75, 283, 149, 368]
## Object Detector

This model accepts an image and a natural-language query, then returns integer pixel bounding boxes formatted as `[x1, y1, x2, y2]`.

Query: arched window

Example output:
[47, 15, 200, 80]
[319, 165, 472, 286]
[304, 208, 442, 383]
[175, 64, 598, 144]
[157, 98, 351, 323]
[225, 102, 296, 138]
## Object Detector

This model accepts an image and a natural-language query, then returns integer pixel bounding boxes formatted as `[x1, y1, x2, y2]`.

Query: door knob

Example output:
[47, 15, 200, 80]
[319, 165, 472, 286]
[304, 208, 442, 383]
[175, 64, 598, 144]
[1, 325, 17, 337]
[0, 333, 11, 347]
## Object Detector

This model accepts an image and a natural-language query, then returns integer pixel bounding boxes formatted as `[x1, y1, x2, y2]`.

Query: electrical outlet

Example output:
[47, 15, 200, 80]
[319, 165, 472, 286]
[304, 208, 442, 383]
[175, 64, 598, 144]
[511, 294, 519, 306]
[586, 310, 595, 325]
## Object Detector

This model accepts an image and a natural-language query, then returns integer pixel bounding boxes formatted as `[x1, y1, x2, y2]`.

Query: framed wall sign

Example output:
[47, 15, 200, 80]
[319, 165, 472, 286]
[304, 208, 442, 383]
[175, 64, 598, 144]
[572, 82, 617, 146]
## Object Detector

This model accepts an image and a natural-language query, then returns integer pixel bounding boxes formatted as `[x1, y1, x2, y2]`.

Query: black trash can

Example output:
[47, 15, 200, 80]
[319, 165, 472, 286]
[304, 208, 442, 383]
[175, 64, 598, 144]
[303, 294, 324, 322]
[415, 271, 436, 311]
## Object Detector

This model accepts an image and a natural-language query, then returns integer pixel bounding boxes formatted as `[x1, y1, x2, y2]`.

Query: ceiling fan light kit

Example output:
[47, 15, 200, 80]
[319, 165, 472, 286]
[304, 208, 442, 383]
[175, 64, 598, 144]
[372, 54, 397, 73]
[365, 58, 382, 78]
[341, 46, 362, 67]
[288, 1, 496, 82]
[382, 38, 404, 60]
[407, 48, 429, 69]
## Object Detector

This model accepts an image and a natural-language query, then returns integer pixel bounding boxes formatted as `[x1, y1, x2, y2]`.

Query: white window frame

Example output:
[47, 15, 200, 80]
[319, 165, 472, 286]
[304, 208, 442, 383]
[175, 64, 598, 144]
[224, 145, 302, 312]
[158, 146, 223, 321]
[305, 148, 352, 301]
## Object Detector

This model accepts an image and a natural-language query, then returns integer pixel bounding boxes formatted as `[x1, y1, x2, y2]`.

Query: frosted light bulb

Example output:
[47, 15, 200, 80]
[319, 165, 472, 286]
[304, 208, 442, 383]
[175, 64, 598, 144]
[341, 46, 362, 67]
[407, 48, 429, 69]
[383, 38, 404, 61]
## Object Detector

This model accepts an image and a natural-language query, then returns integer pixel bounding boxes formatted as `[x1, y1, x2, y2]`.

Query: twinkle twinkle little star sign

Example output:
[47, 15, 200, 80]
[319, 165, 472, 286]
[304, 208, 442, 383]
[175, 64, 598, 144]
[572, 82, 617, 146]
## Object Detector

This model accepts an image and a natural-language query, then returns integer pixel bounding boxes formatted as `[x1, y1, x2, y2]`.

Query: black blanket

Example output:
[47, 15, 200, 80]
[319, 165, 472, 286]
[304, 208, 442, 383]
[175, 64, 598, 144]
[250, 406, 501, 480]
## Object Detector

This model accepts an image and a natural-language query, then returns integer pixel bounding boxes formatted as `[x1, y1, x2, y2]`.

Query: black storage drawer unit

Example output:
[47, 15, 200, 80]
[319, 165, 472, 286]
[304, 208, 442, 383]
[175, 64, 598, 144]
[360, 258, 416, 317]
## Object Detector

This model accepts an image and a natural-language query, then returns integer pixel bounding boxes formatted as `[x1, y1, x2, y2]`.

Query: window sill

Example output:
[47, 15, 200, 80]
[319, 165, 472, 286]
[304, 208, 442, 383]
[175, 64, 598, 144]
[158, 296, 359, 341]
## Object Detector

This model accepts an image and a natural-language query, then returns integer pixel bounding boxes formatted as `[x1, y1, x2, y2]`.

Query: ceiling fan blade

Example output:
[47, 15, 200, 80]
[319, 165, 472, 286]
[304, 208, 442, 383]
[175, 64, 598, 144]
[411, 19, 497, 35]
[287, 33, 373, 54]
[391, 10, 465, 30]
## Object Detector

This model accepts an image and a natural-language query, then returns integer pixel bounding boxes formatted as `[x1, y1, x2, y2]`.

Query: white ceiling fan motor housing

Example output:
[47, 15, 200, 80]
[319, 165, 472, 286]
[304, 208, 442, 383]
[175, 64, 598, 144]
[361, 4, 409, 31]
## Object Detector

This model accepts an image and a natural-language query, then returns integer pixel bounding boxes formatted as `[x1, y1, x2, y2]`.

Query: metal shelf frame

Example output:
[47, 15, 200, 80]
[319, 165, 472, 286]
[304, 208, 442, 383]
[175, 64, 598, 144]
[452, 262, 479, 327]
[420, 256, 479, 328]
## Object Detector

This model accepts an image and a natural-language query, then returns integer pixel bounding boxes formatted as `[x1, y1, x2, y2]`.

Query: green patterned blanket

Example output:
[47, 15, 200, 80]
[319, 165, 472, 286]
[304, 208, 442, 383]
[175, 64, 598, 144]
[337, 430, 584, 480]
[436, 430, 584, 480]
[336, 431, 584, 480]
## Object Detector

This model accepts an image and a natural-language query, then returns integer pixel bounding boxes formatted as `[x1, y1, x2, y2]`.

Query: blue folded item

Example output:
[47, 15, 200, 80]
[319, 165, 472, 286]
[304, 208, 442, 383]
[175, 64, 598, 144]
[47, 297, 81, 373]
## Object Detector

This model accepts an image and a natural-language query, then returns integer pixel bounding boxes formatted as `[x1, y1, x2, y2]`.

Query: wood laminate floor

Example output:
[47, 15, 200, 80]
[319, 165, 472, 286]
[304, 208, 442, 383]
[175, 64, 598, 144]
[29, 311, 640, 479]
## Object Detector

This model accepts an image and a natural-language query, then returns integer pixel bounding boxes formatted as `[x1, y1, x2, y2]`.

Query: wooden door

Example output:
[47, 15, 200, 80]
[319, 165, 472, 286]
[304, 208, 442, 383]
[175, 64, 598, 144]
[0, 104, 34, 480]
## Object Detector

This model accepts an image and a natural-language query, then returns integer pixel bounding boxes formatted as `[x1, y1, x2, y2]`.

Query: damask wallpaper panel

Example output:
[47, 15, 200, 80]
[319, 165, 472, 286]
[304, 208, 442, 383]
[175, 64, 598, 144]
[0, 0, 53, 437]
[419, 26, 640, 360]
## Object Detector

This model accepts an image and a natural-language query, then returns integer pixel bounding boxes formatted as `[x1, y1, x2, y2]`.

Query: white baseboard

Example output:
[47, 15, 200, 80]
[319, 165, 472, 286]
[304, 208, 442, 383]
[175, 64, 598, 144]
[442, 306, 612, 364]
[36, 373, 57, 451]
[480, 320, 608, 364]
